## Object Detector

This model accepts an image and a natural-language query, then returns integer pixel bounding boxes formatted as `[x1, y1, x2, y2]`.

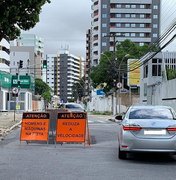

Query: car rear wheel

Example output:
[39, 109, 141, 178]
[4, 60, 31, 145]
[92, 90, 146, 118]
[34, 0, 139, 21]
[118, 147, 127, 159]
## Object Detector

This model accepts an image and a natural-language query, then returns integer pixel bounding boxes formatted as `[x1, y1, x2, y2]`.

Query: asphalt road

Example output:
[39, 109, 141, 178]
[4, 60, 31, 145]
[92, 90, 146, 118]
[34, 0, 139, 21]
[0, 115, 176, 180]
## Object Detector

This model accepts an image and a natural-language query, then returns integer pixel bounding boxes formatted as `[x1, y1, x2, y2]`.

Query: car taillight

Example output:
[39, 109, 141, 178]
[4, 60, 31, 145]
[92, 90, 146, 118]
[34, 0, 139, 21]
[166, 126, 176, 132]
[123, 125, 142, 131]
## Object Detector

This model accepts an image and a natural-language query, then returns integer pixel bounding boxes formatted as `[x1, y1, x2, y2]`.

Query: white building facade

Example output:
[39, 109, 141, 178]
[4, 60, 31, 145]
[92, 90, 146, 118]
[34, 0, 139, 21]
[140, 51, 176, 105]
[10, 34, 44, 79]
[0, 38, 10, 73]
[0, 38, 11, 111]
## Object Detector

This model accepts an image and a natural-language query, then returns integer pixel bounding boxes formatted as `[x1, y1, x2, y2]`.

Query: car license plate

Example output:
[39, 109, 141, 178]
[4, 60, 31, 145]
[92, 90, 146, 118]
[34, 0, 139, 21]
[144, 129, 166, 135]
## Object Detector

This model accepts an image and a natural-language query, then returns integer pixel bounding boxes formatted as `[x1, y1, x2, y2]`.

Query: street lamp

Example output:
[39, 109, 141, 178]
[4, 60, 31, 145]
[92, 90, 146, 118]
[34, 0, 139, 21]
[117, 54, 130, 114]
[100, 52, 116, 115]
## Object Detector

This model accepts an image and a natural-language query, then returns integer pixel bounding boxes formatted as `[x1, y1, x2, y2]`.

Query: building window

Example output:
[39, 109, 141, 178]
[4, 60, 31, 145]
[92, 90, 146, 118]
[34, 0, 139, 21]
[125, 14, 130, 18]
[143, 64, 148, 78]
[131, 14, 136, 18]
[125, 23, 130, 27]
[102, 23, 107, 27]
[152, 58, 162, 76]
[140, 14, 145, 18]
[131, 5, 136, 8]
[139, 42, 144, 46]
[153, 24, 158, 28]
[102, 42, 107, 46]
[116, 4, 121, 8]
[131, 23, 136, 27]
[102, 14, 107, 18]
[125, 5, 130, 8]
[116, 14, 121, 18]
[153, 5, 158, 9]
[125, 33, 130, 37]
[140, 24, 145, 28]
[102, 33, 107, 37]
[144, 83, 147, 96]
[153, 33, 158, 37]
[116, 23, 121, 27]
[140, 33, 145, 37]
[152, 64, 161, 76]
[131, 33, 135, 37]
[153, 15, 158, 19]
[140, 5, 145, 9]
[102, 4, 107, 8]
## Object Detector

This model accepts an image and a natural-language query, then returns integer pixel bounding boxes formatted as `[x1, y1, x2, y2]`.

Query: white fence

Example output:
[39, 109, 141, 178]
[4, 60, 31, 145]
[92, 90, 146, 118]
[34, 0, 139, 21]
[152, 79, 176, 111]
[87, 79, 176, 113]
[87, 92, 139, 115]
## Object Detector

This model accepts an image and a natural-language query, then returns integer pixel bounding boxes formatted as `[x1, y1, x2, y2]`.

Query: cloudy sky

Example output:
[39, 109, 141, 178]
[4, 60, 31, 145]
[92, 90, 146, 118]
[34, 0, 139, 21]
[24, 0, 176, 58]
[24, 0, 91, 58]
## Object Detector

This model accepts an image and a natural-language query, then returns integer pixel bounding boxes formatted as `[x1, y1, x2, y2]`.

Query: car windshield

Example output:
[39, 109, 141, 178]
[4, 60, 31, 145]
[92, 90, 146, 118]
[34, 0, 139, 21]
[65, 104, 83, 109]
[128, 108, 174, 119]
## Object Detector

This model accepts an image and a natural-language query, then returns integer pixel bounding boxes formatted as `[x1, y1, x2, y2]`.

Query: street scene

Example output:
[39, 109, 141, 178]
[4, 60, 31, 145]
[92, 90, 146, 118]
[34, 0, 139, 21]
[1, 114, 176, 180]
[1, 0, 176, 179]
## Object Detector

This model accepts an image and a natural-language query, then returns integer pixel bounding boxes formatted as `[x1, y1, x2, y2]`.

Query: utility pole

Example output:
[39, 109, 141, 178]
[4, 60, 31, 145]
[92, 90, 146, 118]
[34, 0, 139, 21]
[104, 33, 121, 115]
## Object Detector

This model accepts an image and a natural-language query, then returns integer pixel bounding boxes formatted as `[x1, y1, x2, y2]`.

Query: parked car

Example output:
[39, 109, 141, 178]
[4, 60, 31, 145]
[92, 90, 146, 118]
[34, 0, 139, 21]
[59, 103, 85, 112]
[117, 105, 176, 159]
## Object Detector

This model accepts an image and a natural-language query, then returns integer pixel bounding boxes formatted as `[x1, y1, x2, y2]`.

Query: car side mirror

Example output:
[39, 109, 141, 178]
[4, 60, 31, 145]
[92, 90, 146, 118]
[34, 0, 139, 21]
[115, 115, 123, 120]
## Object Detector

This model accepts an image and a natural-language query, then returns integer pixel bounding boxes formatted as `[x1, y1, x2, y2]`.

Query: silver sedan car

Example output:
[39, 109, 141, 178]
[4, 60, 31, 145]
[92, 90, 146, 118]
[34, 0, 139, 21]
[117, 105, 176, 159]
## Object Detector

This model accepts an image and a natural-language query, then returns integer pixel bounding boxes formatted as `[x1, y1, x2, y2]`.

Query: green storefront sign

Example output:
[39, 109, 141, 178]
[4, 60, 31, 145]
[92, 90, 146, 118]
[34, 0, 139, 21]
[11, 75, 34, 91]
[0, 71, 12, 88]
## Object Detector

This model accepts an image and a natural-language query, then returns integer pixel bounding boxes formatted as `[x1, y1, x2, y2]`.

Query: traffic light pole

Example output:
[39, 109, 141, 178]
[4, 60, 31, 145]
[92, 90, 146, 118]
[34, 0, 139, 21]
[16, 63, 19, 114]
[16, 60, 22, 112]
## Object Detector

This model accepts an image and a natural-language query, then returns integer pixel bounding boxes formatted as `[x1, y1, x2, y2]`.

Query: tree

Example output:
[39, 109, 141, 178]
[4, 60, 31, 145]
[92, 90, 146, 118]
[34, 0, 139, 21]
[72, 78, 85, 102]
[90, 39, 151, 93]
[166, 68, 176, 80]
[35, 78, 52, 104]
[0, 0, 50, 40]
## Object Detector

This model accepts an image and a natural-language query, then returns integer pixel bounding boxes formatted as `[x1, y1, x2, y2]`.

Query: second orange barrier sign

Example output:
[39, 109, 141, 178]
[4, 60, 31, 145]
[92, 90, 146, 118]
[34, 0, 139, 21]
[56, 112, 87, 143]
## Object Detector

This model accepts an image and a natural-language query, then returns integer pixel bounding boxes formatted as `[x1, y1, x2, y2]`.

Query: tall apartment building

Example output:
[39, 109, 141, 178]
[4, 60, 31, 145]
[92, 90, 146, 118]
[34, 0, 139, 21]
[0, 38, 10, 73]
[46, 50, 84, 103]
[91, 0, 160, 66]
[0, 38, 11, 111]
[10, 34, 44, 79]
[85, 29, 92, 101]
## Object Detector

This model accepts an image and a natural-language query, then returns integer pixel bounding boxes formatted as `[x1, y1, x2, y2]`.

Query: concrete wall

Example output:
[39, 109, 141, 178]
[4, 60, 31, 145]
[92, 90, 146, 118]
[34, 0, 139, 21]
[32, 100, 45, 111]
[87, 92, 140, 114]
[151, 79, 176, 111]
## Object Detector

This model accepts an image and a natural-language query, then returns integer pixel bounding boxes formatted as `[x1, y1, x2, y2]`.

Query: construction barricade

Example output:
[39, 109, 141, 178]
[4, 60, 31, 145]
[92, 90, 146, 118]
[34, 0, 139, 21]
[20, 112, 50, 143]
[56, 112, 90, 146]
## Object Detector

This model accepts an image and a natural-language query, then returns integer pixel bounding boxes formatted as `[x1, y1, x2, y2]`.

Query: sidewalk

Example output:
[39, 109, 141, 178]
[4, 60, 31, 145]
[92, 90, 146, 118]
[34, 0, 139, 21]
[0, 112, 22, 140]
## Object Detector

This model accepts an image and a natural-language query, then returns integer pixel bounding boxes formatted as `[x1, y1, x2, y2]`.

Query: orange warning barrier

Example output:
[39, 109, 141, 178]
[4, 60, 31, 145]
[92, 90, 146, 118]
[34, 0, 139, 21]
[20, 112, 50, 142]
[56, 112, 89, 144]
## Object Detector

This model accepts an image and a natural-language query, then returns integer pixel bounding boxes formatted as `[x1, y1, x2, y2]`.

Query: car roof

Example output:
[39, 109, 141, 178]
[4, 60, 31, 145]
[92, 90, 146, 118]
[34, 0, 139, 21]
[129, 105, 172, 109]
[64, 103, 82, 105]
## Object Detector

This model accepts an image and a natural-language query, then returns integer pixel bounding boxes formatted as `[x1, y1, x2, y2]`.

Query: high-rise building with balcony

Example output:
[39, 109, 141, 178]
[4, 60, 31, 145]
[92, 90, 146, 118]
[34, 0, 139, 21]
[85, 29, 92, 101]
[91, 0, 160, 66]
[46, 50, 84, 103]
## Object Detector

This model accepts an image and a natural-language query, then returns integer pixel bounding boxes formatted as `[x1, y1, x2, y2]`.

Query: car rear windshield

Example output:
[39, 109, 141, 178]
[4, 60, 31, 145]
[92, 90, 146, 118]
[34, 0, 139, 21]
[66, 104, 83, 109]
[129, 108, 174, 119]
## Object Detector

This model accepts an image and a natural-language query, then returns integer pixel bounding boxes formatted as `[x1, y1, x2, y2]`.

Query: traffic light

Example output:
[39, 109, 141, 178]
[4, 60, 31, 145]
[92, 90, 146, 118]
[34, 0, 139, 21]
[19, 60, 23, 68]
[43, 60, 47, 69]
